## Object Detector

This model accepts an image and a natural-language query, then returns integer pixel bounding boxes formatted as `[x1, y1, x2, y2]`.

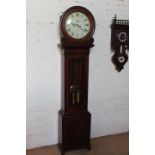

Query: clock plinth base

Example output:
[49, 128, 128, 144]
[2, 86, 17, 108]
[58, 110, 91, 155]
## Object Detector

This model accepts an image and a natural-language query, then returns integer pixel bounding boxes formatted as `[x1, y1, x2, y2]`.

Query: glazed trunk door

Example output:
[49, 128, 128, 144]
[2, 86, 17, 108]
[65, 54, 88, 112]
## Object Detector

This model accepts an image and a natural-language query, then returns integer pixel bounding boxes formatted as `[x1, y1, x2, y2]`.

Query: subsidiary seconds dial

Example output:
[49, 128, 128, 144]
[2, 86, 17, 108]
[65, 12, 91, 39]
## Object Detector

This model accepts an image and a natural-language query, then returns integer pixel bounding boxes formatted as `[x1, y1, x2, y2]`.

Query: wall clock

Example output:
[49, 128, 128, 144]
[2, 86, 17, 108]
[111, 15, 129, 72]
[58, 6, 95, 155]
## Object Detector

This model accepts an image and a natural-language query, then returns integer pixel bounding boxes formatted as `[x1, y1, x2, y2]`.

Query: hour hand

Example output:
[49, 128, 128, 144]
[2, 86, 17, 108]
[78, 26, 86, 33]
[72, 23, 84, 32]
[72, 23, 80, 28]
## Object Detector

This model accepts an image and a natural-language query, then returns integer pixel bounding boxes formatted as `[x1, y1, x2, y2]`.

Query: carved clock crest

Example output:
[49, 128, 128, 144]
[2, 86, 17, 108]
[58, 6, 95, 155]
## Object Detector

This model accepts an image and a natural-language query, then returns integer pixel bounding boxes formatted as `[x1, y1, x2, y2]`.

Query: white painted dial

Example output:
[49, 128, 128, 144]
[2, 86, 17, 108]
[65, 12, 91, 39]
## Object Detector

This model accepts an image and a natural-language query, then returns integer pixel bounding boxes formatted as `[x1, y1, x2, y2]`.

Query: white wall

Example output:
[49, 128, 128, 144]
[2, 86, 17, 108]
[26, 0, 129, 149]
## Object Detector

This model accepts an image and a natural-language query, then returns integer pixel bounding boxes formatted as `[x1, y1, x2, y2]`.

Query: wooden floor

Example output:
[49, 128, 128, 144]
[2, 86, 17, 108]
[27, 132, 129, 155]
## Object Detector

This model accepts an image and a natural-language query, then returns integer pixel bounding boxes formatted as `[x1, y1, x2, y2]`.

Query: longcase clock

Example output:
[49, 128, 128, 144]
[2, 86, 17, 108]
[58, 6, 95, 155]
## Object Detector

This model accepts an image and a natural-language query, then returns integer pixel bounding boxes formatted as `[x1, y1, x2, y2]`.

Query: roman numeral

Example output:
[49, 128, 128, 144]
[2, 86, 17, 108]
[84, 29, 88, 32]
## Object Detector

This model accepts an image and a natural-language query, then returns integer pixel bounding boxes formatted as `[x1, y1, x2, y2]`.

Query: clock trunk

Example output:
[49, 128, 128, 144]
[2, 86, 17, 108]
[58, 47, 91, 155]
[63, 48, 89, 112]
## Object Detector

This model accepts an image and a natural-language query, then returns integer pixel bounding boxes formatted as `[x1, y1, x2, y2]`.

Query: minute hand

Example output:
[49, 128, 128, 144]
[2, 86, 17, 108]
[76, 24, 85, 32]
[72, 23, 85, 32]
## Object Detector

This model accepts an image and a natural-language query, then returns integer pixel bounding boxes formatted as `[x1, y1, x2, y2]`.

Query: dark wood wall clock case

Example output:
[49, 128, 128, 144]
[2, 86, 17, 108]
[111, 15, 129, 72]
[58, 6, 95, 155]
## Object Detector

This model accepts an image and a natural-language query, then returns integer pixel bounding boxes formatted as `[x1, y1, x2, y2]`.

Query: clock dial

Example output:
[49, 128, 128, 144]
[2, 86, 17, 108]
[65, 12, 91, 39]
[117, 31, 128, 43]
[118, 56, 125, 63]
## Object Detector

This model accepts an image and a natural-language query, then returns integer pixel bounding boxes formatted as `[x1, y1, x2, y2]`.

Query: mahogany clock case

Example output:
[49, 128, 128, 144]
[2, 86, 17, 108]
[60, 6, 96, 45]
[58, 6, 95, 155]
